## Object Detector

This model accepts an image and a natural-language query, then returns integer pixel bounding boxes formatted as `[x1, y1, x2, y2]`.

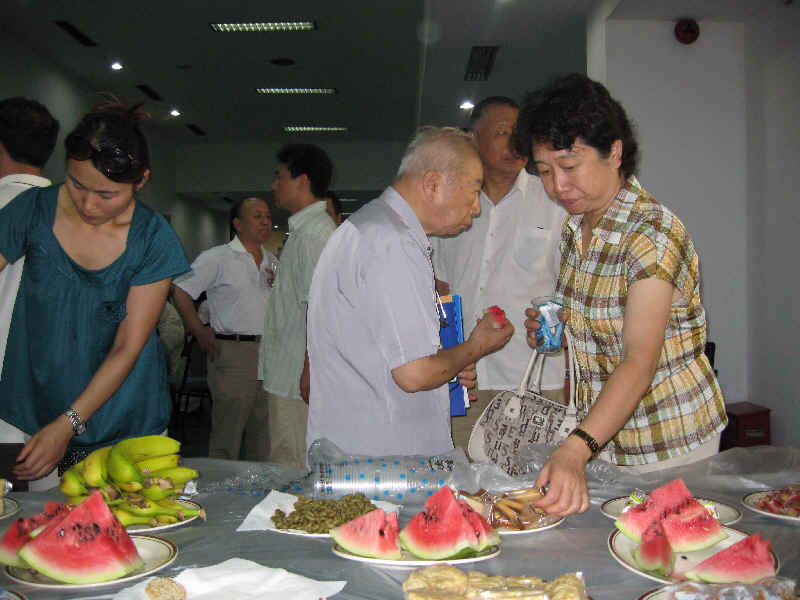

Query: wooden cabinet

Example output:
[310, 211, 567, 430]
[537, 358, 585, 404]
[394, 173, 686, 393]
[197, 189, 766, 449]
[720, 402, 771, 450]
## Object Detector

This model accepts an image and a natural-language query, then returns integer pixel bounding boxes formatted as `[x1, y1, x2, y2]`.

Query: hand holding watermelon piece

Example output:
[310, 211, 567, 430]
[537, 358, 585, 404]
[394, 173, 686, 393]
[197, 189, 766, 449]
[485, 305, 507, 328]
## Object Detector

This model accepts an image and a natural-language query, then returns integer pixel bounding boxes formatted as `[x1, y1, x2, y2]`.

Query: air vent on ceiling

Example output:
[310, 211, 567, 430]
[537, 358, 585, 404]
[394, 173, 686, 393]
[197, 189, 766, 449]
[136, 84, 164, 101]
[54, 21, 97, 47]
[464, 46, 499, 81]
[186, 124, 207, 137]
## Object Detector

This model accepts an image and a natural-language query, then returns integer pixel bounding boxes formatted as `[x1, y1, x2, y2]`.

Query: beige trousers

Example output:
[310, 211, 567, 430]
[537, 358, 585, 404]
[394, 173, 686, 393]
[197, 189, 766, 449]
[207, 339, 269, 461]
[265, 385, 309, 470]
[451, 387, 565, 460]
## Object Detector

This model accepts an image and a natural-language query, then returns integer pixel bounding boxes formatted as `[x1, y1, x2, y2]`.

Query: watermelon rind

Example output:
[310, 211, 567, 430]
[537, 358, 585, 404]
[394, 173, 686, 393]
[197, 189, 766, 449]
[0, 502, 71, 568]
[685, 533, 776, 584]
[330, 508, 401, 560]
[614, 479, 693, 543]
[17, 492, 143, 584]
[633, 523, 674, 576]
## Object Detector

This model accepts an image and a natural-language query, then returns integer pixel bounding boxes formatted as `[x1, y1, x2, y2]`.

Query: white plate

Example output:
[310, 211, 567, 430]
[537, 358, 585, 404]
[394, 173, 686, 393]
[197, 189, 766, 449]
[600, 497, 741, 525]
[741, 491, 800, 523]
[637, 588, 668, 600]
[607, 526, 780, 585]
[0, 498, 21, 521]
[125, 499, 204, 533]
[332, 544, 501, 570]
[4, 534, 177, 590]
[498, 515, 565, 536]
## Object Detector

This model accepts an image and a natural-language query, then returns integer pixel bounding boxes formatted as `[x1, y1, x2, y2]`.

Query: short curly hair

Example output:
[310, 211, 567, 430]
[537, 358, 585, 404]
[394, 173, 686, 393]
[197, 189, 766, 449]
[512, 73, 639, 179]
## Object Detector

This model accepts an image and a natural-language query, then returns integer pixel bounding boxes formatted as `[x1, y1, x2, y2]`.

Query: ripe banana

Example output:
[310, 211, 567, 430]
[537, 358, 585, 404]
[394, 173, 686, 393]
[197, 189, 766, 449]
[135, 453, 180, 475]
[114, 436, 181, 463]
[139, 484, 175, 501]
[115, 480, 143, 493]
[111, 507, 157, 528]
[81, 446, 112, 487]
[156, 497, 207, 521]
[155, 514, 180, 524]
[107, 446, 142, 484]
[87, 484, 123, 505]
[119, 493, 183, 518]
[59, 469, 88, 497]
[148, 467, 199, 487]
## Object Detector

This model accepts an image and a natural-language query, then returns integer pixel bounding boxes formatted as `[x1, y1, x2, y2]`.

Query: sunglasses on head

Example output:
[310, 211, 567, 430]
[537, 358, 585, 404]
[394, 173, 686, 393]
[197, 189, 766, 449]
[65, 132, 143, 182]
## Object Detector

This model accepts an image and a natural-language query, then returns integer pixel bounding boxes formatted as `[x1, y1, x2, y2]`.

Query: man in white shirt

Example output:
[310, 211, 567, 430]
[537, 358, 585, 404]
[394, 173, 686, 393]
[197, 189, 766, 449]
[258, 144, 336, 470]
[306, 127, 513, 458]
[431, 97, 567, 455]
[0, 98, 59, 490]
[173, 197, 276, 461]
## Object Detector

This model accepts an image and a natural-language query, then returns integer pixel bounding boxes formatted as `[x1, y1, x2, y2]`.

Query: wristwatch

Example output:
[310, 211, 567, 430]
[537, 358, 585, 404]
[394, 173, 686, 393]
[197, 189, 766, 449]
[570, 427, 600, 457]
[63, 408, 86, 436]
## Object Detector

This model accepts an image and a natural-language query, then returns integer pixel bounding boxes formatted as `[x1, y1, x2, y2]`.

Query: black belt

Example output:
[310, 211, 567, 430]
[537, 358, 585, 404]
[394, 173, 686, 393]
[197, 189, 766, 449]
[215, 333, 261, 342]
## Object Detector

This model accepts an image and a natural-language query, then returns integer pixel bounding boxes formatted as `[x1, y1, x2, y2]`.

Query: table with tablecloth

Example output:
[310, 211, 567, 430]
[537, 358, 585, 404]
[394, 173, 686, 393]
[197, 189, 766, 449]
[1, 445, 798, 599]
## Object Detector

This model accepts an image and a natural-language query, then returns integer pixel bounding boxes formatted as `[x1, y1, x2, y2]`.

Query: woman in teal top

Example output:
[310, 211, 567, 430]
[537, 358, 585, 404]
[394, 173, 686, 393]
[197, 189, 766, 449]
[0, 102, 189, 481]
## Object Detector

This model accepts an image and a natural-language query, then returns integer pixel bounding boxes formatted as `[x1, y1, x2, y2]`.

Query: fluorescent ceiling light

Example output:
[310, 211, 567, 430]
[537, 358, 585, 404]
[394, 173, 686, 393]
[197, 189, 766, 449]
[111, 61, 123, 71]
[256, 87, 336, 95]
[459, 100, 475, 110]
[284, 125, 348, 133]
[209, 21, 315, 33]
[170, 108, 181, 117]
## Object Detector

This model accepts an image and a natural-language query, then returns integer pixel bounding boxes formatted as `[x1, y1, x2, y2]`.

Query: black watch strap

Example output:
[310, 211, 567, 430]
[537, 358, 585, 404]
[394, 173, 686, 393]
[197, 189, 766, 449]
[570, 427, 600, 457]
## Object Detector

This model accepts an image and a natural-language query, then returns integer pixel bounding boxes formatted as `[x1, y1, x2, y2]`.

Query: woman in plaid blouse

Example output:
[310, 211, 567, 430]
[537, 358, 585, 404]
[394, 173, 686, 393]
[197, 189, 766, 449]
[512, 74, 727, 517]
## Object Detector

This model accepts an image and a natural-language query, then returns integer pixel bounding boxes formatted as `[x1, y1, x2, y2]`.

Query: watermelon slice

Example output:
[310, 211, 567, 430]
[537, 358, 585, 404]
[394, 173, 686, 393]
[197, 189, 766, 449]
[18, 491, 143, 584]
[685, 533, 776, 584]
[485, 305, 507, 327]
[660, 498, 727, 552]
[457, 498, 500, 552]
[0, 501, 71, 568]
[399, 486, 498, 560]
[330, 508, 401, 560]
[615, 479, 694, 543]
[633, 522, 674, 577]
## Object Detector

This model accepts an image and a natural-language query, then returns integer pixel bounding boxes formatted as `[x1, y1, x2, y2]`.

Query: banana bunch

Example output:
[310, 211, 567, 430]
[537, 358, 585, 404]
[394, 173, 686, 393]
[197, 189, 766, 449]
[59, 435, 204, 525]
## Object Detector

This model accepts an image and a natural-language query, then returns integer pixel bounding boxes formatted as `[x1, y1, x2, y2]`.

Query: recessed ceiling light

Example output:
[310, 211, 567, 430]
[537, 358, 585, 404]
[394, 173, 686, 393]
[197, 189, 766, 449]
[170, 108, 181, 117]
[459, 100, 475, 110]
[209, 21, 315, 33]
[284, 125, 348, 133]
[256, 88, 336, 95]
[111, 61, 123, 71]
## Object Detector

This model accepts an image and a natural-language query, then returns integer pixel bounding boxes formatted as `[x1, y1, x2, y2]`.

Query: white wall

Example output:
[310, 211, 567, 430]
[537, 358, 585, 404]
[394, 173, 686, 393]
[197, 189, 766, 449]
[605, 19, 749, 405]
[0, 31, 223, 261]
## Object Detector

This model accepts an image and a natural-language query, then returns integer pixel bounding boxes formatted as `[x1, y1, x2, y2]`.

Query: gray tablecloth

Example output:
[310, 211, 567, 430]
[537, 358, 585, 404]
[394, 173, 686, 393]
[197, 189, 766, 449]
[2, 446, 798, 599]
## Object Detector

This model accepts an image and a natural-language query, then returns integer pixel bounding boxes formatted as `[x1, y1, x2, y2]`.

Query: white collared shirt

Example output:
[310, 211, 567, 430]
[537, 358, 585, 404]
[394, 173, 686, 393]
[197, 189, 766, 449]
[174, 236, 275, 335]
[0, 174, 51, 376]
[431, 168, 567, 390]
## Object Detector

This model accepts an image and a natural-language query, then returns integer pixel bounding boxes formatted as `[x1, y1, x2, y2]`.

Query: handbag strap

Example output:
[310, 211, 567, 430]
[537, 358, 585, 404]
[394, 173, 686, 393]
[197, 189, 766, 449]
[516, 329, 577, 411]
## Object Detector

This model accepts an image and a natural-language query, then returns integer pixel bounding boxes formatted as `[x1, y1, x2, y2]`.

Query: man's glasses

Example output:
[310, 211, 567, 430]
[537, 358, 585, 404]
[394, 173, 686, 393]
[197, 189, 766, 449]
[65, 133, 142, 181]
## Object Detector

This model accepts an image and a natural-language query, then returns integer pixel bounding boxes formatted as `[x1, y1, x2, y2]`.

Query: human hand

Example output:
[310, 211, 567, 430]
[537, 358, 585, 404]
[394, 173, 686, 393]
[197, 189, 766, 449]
[12, 418, 72, 480]
[195, 326, 217, 361]
[470, 313, 514, 357]
[435, 279, 450, 296]
[524, 306, 566, 350]
[532, 436, 591, 516]
[457, 363, 477, 393]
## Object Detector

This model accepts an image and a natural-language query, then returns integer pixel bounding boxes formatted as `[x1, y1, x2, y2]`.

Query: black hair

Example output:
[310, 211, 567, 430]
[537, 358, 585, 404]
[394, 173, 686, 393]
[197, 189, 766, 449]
[0, 97, 60, 168]
[326, 191, 342, 216]
[276, 144, 333, 198]
[469, 96, 519, 128]
[512, 73, 639, 179]
[66, 100, 151, 183]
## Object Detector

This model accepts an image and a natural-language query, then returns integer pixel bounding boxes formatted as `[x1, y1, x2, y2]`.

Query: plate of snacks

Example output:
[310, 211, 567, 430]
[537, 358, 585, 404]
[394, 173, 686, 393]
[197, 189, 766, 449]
[458, 487, 565, 535]
[240, 490, 398, 537]
[742, 485, 800, 522]
[403, 564, 590, 598]
[636, 577, 796, 600]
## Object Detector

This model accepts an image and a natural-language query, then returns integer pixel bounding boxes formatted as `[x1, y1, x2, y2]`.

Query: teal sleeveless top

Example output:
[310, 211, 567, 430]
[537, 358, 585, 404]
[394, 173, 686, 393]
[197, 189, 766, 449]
[0, 185, 190, 451]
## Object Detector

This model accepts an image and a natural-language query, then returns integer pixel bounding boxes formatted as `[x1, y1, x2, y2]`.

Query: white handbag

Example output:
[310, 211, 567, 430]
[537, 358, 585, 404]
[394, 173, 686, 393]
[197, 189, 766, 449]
[468, 330, 581, 476]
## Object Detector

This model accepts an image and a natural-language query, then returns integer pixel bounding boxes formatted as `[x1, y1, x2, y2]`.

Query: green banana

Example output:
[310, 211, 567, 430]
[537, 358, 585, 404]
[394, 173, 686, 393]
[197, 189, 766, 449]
[87, 485, 123, 505]
[59, 469, 88, 497]
[115, 480, 143, 493]
[156, 497, 207, 521]
[119, 493, 181, 518]
[81, 445, 113, 487]
[155, 514, 180, 524]
[107, 446, 142, 484]
[111, 507, 157, 528]
[139, 484, 175, 501]
[148, 466, 199, 487]
[114, 435, 181, 463]
[135, 453, 180, 474]
[66, 495, 88, 506]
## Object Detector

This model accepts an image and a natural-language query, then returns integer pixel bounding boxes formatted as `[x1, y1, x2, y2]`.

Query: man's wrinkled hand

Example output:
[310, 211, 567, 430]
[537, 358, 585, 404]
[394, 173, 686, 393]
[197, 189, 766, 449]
[457, 363, 477, 391]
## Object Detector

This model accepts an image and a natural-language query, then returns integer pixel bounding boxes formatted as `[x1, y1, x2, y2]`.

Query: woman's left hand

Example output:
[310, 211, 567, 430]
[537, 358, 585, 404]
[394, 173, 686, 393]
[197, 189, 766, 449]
[12, 418, 73, 480]
[533, 436, 592, 516]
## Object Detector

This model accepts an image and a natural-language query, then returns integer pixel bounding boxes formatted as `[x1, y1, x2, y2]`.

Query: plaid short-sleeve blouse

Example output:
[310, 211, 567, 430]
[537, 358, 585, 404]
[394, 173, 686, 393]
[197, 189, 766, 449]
[556, 176, 727, 466]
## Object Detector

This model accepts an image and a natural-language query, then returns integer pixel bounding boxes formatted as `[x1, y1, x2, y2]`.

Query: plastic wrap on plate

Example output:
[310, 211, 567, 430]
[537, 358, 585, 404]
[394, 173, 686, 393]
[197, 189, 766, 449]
[661, 577, 795, 600]
[458, 487, 558, 531]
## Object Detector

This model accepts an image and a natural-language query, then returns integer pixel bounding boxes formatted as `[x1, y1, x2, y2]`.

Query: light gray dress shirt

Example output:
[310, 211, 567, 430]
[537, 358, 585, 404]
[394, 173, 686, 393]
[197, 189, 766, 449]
[259, 201, 335, 400]
[306, 187, 454, 457]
